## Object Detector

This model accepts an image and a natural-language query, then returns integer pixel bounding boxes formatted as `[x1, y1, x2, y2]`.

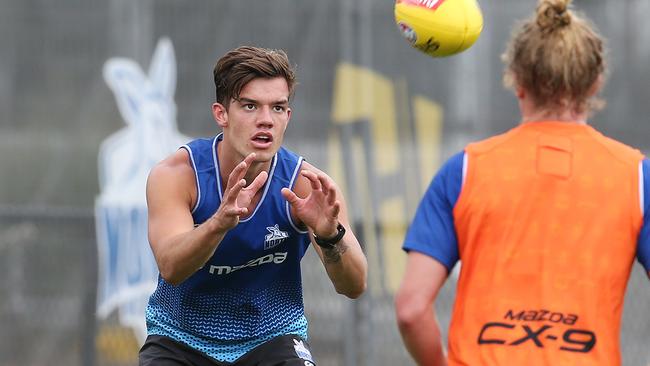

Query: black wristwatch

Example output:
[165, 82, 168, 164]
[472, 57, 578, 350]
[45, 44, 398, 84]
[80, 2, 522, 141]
[313, 223, 346, 249]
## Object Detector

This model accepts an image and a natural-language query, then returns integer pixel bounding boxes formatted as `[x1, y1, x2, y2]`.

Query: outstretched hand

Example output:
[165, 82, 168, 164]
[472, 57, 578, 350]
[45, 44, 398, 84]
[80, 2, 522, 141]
[282, 170, 340, 238]
[213, 153, 268, 232]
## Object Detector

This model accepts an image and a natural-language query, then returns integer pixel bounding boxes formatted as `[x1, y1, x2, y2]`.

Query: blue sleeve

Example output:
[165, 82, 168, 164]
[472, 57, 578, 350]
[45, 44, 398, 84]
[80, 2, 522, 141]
[403, 151, 464, 272]
[638, 158, 650, 272]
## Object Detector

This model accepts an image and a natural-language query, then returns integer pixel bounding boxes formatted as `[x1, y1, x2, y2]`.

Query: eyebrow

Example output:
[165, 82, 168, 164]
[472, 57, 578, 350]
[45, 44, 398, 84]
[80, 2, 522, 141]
[237, 97, 289, 105]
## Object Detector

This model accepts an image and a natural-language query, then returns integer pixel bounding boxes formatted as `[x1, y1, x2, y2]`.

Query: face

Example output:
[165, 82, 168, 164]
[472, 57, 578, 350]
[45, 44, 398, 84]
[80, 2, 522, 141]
[212, 77, 292, 164]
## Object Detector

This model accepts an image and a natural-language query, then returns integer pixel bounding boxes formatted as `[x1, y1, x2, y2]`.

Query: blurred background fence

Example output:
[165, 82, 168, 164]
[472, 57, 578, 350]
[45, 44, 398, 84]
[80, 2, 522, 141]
[1, 0, 649, 365]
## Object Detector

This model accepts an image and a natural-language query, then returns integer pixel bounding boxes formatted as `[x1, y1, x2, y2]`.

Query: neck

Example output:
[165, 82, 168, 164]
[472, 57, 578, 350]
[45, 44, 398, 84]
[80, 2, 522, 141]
[217, 140, 271, 186]
[518, 95, 588, 125]
[521, 110, 588, 125]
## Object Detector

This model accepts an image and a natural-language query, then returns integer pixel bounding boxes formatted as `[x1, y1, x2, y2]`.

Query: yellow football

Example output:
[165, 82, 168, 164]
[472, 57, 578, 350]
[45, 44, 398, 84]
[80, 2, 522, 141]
[395, 0, 483, 57]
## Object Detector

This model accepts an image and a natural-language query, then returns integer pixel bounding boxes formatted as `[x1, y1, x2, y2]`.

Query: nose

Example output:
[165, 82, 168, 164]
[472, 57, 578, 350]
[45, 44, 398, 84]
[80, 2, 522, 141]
[257, 105, 274, 128]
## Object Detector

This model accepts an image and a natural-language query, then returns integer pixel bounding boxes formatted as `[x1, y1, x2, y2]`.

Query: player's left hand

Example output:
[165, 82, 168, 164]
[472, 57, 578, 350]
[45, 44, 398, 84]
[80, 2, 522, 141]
[281, 170, 340, 238]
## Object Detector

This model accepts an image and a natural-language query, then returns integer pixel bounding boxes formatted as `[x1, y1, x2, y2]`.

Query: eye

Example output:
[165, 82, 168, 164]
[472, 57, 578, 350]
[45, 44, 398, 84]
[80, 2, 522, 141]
[243, 104, 256, 111]
[273, 105, 287, 112]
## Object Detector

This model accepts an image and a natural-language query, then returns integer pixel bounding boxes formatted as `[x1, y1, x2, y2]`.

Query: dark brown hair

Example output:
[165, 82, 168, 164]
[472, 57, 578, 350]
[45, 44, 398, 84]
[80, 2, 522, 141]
[502, 0, 606, 114]
[213, 46, 296, 107]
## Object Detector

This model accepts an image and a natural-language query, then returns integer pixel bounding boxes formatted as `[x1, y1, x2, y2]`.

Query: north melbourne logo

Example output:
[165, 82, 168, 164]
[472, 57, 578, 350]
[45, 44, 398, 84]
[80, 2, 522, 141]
[264, 224, 289, 249]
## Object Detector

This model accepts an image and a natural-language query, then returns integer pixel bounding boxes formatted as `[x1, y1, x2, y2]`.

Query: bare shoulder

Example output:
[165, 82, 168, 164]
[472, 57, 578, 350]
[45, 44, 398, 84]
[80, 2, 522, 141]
[147, 148, 197, 205]
[149, 148, 193, 182]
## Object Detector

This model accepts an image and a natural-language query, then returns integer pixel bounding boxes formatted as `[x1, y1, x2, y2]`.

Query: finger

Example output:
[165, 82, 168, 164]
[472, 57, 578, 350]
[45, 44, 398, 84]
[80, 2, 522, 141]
[224, 205, 247, 217]
[326, 186, 337, 206]
[281, 187, 300, 205]
[227, 160, 249, 190]
[331, 201, 341, 218]
[243, 152, 257, 166]
[318, 174, 332, 193]
[301, 170, 322, 191]
[318, 174, 336, 199]
[228, 153, 256, 188]
[217, 203, 247, 225]
[225, 178, 246, 204]
[246, 170, 268, 194]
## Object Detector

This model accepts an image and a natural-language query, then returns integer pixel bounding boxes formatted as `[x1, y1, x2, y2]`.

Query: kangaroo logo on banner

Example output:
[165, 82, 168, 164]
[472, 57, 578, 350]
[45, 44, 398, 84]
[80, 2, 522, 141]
[95, 37, 190, 344]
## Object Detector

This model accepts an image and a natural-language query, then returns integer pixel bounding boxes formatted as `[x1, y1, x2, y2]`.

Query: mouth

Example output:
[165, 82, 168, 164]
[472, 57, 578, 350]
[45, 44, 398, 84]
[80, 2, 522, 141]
[251, 132, 274, 148]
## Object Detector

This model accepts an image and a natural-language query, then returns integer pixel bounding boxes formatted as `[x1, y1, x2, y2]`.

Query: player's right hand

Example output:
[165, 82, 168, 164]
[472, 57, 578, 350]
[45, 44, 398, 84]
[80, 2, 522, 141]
[212, 153, 268, 232]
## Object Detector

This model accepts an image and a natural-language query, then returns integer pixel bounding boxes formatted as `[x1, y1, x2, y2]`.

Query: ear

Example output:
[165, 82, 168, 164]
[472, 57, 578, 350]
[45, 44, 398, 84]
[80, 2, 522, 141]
[212, 102, 228, 128]
[588, 73, 604, 97]
[286, 107, 292, 124]
[515, 85, 526, 100]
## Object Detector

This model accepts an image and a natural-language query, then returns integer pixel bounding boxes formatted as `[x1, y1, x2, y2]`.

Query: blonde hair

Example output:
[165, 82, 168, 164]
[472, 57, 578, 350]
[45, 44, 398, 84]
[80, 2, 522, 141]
[502, 0, 606, 114]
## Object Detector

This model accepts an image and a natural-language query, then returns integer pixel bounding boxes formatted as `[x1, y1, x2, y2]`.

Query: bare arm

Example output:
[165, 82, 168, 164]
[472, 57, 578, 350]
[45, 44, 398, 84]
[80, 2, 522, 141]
[395, 251, 449, 366]
[147, 151, 267, 285]
[282, 162, 367, 299]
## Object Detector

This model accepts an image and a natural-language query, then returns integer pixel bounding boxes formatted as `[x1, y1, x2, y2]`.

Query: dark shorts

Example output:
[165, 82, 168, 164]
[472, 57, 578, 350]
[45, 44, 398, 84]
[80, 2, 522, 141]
[139, 334, 316, 366]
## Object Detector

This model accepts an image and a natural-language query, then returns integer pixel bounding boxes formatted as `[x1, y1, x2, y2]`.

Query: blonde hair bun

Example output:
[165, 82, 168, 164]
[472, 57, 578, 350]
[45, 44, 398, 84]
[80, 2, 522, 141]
[536, 0, 572, 33]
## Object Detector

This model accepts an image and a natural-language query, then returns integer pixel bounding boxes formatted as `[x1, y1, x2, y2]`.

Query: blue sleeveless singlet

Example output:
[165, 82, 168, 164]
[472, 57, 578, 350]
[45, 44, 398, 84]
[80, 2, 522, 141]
[145, 134, 311, 362]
